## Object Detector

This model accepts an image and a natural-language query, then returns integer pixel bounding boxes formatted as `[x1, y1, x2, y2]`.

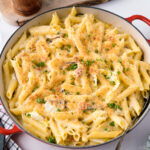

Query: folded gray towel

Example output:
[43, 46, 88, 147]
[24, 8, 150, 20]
[0, 119, 4, 150]
[0, 106, 21, 150]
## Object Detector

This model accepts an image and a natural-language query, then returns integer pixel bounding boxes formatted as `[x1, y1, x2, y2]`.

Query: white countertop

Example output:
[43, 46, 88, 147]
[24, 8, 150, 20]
[0, 0, 150, 149]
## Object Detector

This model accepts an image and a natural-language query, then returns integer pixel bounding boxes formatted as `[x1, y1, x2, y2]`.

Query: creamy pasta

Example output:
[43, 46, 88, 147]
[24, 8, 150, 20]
[3, 7, 150, 146]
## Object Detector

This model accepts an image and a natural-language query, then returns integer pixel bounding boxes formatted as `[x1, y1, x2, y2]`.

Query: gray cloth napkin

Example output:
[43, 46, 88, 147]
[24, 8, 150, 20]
[0, 106, 21, 150]
[0, 118, 5, 150]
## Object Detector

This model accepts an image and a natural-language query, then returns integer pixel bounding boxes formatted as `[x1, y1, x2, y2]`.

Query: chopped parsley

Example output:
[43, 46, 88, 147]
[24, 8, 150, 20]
[104, 75, 110, 79]
[112, 43, 116, 47]
[71, 112, 74, 115]
[118, 59, 122, 63]
[109, 121, 115, 126]
[117, 70, 121, 75]
[51, 89, 56, 94]
[97, 59, 103, 62]
[66, 63, 78, 71]
[116, 105, 122, 110]
[36, 62, 45, 67]
[126, 68, 130, 71]
[104, 60, 108, 64]
[107, 103, 116, 109]
[57, 108, 61, 112]
[32, 60, 35, 63]
[83, 110, 87, 114]
[104, 128, 108, 131]
[26, 113, 31, 117]
[80, 59, 84, 63]
[105, 48, 109, 51]
[76, 92, 80, 95]
[110, 65, 113, 70]
[62, 33, 68, 38]
[71, 77, 75, 80]
[48, 137, 56, 143]
[87, 74, 90, 78]
[64, 90, 70, 95]
[110, 81, 116, 85]
[86, 60, 96, 66]
[107, 103, 122, 110]
[88, 34, 91, 38]
[34, 86, 39, 91]
[63, 70, 65, 75]
[32, 65, 36, 69]
[92, 102, 95, 105]
[67, 44, 71, 49]
[43, 70, 48, 73]
[36, 98, 46, 104]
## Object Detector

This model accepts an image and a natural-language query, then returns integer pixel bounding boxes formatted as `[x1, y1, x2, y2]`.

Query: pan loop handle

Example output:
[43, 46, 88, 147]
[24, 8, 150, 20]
[0, 102, 22, 135]
[126, 15, 150, 44]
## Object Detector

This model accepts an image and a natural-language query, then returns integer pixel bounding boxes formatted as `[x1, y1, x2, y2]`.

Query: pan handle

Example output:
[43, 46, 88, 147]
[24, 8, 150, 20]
[0, 102, 22, 135]
[126, 15, 150, 44]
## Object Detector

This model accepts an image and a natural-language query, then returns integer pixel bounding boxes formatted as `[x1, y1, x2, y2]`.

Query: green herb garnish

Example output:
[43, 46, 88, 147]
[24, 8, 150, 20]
[109, 121, 115, 126]
[43, 70, 48, 73]
[118, 59, 122, 63]
[110, 65, 113, 70]
[62, 33, 68, 38]
[36, 62, 45, 67]
[48, 137, 56, 143]
[107, 103, 122, 110]
[97, 59, 103, 62]
[34, 86, 39, 91]
[110, 81, 116, 85]
[83, 110, 87, 114]
[76, 92, 80, 95]
[64, 90, 70, 95]
[57, 108, 61, 112]
[67, 44, 71, 49]
[117, 70, 121, 75]
[66, 63, 78, 71]
[36, 98, 46, 104]
[107, 103, 116, 109]
[92, 102, 95, 105]
[26, 113, 31, 117]
[106, 76, 110, 79]
[63, 70, 65, 75]
[112, 43, 116, 47]
[32, 65, 36, 69]
[116, 105, 122, 110]
[51, 89, 56, 94]
[86, 60, 96, 66]
[126, 68, 130, 71]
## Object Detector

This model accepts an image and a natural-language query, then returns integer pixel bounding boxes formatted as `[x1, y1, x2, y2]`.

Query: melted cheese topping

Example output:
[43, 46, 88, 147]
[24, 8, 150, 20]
[3, 7, 149, 146]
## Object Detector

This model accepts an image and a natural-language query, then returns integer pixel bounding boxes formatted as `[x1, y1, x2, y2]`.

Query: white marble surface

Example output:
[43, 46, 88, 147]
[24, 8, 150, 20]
[0, 0, 150, 149]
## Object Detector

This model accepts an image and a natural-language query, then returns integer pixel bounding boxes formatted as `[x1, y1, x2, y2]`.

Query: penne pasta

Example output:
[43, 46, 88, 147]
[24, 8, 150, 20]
[3, 7, 149, 146]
